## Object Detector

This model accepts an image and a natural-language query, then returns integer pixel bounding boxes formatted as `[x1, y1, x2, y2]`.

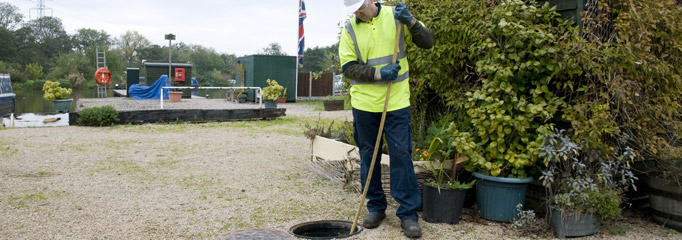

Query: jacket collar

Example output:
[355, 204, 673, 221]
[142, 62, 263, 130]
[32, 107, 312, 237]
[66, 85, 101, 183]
[356, 2, 382, 24]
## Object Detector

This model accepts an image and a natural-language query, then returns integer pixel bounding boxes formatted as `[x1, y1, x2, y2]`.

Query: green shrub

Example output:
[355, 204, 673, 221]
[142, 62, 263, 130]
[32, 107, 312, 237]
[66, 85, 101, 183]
[77, 106, 120, 127]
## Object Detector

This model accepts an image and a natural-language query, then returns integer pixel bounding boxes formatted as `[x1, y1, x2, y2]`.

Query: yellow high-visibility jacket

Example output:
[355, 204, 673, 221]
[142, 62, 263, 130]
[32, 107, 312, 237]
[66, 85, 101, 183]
[339, 5, 412, 113]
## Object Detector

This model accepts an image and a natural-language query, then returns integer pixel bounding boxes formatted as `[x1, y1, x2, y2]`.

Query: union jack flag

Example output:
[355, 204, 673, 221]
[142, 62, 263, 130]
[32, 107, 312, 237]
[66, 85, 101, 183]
[298, 0, 306, 67]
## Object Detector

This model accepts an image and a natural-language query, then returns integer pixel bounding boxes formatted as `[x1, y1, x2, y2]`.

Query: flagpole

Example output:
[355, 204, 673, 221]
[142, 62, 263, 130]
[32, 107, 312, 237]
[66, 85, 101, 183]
[295, 0, 300, 101]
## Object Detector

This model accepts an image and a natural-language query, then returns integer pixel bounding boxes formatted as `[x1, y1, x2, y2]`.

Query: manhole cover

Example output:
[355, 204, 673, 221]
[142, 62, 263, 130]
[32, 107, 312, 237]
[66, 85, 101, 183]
[289, 220, 363, 239]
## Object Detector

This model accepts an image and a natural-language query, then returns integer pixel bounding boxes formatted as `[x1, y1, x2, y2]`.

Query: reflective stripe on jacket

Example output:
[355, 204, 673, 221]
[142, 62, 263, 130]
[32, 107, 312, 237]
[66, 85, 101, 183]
[339, 6, 412, 112]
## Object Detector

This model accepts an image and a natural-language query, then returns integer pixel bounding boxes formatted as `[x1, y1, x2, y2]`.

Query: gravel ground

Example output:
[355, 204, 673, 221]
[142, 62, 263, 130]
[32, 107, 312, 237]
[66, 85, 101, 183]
[0, 98, 679, 239]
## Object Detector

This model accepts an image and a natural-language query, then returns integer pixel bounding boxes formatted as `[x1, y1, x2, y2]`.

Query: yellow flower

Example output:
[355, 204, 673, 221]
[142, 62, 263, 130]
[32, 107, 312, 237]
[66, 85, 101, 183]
[423, 151, 429, 157]
[416, 148, 421, 152]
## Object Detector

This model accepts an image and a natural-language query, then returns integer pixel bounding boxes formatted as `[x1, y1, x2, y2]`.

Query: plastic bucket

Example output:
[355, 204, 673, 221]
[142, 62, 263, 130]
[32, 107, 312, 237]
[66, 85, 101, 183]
[422, 183, 467, 224]
[473, 172, 532, 222]
[53, 99, 72, 113]
[549, 207, 600, 238]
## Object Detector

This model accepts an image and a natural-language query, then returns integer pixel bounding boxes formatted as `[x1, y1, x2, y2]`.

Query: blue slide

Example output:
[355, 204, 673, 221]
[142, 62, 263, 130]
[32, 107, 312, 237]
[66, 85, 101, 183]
[128, 75, 170, 100]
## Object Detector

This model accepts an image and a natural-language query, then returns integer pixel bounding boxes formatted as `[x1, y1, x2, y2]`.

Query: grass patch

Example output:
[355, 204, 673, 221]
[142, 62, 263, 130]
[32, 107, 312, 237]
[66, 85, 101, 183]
[19, 170, 54, 178]
[0, 145, 18, 158]
[90, 159, 144, 175]
[149, 159, 179, 169]
[179, 175, 218, 191]
[610, 226, 630, 235]
[7, 190, 68, 209]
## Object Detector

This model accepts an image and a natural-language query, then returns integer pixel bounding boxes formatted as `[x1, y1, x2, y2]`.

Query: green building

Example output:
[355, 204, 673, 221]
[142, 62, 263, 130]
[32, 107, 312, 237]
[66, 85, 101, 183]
[237, 55, 296, 102]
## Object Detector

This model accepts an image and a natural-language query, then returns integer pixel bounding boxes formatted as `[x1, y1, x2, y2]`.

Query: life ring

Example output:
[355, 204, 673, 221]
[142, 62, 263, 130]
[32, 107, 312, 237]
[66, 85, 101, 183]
[94, 68, 111, 85]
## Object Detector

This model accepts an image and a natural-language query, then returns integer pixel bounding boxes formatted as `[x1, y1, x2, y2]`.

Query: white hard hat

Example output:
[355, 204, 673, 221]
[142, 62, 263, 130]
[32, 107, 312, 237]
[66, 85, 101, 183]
[344, 0, 366, 15]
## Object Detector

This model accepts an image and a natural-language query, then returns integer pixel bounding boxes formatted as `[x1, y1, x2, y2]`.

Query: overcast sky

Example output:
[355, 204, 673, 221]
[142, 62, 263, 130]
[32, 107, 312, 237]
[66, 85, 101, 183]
[5, 0, 349, 56]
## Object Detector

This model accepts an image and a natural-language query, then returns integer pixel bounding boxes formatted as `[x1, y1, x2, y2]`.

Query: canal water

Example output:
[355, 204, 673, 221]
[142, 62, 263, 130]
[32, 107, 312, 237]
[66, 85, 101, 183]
[13, 88, 231, 115]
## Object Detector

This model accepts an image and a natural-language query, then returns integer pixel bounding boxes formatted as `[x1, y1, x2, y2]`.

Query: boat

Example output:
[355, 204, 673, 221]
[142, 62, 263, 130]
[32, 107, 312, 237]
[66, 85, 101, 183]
[0, 73, 15, 117]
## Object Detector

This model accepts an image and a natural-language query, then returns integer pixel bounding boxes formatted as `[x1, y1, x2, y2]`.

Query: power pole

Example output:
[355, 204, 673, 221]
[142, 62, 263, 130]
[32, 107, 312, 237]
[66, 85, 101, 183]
[29, 0, 53, 19]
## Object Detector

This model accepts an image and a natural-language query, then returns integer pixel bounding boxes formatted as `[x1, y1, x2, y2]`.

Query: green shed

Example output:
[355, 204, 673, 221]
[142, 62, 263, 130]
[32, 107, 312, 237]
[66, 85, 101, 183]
[237, 55, 296, 102]
[143, 62, 193, 98]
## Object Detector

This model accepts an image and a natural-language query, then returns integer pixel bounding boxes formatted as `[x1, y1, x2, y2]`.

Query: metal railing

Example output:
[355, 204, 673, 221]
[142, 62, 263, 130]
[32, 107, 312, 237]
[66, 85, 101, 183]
[160, 86, 263, 109]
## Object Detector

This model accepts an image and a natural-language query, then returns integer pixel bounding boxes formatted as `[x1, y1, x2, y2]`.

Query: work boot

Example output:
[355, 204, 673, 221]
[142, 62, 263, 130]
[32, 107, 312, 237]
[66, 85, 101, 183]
[362, 212, 386, 229]
[401, 219, 422, 238]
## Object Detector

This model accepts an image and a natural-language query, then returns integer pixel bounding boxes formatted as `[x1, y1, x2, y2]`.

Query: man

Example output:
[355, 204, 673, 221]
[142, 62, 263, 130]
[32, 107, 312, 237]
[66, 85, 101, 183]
[339, 0, 433, 238]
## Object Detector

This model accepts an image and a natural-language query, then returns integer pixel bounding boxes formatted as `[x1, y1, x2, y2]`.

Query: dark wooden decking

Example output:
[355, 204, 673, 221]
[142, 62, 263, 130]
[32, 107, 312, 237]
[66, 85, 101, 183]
[69, 108, 286, 125]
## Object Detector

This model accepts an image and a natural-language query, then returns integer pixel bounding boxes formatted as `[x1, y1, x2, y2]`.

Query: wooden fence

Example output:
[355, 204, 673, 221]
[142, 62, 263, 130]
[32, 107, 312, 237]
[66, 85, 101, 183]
[297, 72, 335, 97]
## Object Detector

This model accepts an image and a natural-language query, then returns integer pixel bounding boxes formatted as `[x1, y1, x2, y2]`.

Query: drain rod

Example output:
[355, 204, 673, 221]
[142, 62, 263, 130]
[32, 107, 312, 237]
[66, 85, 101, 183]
[350, 12, 403, 234]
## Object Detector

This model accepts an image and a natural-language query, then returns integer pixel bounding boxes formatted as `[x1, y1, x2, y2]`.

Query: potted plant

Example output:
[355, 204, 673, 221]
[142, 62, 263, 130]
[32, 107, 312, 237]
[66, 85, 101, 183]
[262, 79, 283, 109]
[42, 80, 73, 113]
[322, 95, 344, 111]
[237, 92, 247, 103]
[539, 129, 638, 238]
[278, 86, 287, 103]
[449, 1, 581, 222]
[168, 91, 182, 102]
[419, 122, 475, 224]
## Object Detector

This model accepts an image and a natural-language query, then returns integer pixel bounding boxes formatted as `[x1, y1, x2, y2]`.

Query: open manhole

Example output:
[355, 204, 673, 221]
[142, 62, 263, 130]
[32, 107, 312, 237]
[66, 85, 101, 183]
[289, 220, 363, 239]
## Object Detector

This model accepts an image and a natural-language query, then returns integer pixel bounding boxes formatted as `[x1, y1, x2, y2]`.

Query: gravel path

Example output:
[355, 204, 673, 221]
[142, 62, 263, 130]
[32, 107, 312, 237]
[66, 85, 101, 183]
[0, 98, 678, 239]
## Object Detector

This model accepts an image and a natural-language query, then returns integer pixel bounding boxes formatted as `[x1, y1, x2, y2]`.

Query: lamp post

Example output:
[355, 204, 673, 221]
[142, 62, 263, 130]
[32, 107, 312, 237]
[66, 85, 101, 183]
[165, 33, 175, 81]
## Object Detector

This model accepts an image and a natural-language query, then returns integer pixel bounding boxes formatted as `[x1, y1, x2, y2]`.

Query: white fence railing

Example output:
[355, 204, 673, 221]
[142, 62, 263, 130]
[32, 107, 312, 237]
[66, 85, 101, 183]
[160, 86, 262, 109]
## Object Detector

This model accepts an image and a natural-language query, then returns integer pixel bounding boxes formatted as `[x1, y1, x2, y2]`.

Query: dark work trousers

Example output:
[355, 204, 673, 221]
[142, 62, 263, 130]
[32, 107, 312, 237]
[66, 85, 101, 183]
[352, 106, 420, 221]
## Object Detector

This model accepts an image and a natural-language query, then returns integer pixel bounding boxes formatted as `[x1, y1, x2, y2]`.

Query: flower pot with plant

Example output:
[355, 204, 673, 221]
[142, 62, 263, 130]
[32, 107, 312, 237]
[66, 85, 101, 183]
[323, 95, 344, 111]
[168, 91, 182, 102]
[449, 0, 582, 222]
[539, 129, 638, 238]
[237, 92, 247, 103]
[42, 80, 73, 113]
[278, 86, 287, 103]
[262, 79, 283, 109]
[420, 123, 475, 224]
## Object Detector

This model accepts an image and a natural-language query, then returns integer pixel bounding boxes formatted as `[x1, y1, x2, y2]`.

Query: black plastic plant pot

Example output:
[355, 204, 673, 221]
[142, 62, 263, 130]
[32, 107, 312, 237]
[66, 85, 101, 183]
[289, 220, 363, 239]
[422, 183, 467, 224]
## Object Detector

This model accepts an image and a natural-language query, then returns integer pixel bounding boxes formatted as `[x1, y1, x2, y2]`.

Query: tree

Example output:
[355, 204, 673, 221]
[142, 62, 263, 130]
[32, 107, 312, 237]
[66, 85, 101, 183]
[261, 42, 286, 56]
[187, 45, 225, 85]
[0, 27, 16, 62]
[12, 26, 42, 67]
[24, 17, 72, 67]
[72, 28, 113, 53]
[301, 43, 339, 73]
[117, 30, 150, 67]
[26, 63, 43, 80]
[0, 3, 24, 31]
[220, 53, 237, 79]
[138, 44, 164, 62]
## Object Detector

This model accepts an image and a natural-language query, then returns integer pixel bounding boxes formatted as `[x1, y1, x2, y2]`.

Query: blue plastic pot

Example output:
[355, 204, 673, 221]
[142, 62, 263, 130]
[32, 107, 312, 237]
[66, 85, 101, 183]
[473, 172, 532, 222]
[549, 207, 600, 238]
[264, 99, 277, 109]
[53, 99, 72, 113]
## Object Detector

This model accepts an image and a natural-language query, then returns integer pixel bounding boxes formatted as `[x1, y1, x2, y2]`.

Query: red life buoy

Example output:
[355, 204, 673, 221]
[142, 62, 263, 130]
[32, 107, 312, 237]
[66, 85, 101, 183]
[94, 68, 111, 85]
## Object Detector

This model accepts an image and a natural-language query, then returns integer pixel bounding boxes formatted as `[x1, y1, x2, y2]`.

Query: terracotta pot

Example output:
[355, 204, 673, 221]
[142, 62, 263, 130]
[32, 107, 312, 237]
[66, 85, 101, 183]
[278, 97, 287, 103]
[168, 91, 182, 102]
